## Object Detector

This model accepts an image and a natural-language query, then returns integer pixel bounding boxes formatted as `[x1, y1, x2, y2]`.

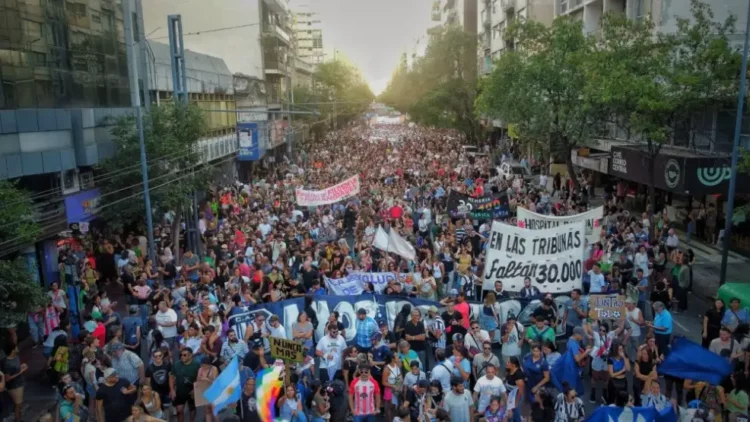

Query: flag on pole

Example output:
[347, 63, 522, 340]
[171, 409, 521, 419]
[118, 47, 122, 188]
[203, 356, 242, 415]
[256, 366, 284, 422]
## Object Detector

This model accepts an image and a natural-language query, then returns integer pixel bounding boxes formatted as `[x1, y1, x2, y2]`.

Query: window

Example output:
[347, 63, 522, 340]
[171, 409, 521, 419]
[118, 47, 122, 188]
[492, 24, 500, 39]
[65, 2, 87, 16]
[22, 19, 43, 40]
[91, 12, 101, 23]
[63, 170, 78, 190]
[560, 0, 568, 13]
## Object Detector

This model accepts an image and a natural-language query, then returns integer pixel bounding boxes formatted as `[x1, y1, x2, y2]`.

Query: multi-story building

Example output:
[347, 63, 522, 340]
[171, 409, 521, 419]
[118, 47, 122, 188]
[293, 6, 324, 66]
[0, 0, 150, 270]
[441, 0, 478, 33]
[479, 0, 555, 75]
[260, 0, 292, 114]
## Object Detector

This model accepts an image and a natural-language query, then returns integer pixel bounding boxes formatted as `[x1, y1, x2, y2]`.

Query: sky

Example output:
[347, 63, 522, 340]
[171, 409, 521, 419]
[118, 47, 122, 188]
[290, 0, 436, 95]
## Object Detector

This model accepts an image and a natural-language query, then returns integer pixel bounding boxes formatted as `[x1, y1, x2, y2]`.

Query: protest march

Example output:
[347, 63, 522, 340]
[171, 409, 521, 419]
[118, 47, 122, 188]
[34, 123, 744, 422]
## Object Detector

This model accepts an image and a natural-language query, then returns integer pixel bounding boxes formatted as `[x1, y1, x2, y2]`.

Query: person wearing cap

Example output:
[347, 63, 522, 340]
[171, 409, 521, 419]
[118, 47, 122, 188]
[109, 341, 145, 386]
[121, 305, 142, 352]
[443, 376, 474, 422]
[316, 320, 347, 382]
[403, 378, 429, 421]
[425, 305, 446, 370]
[355, 308, 378, 353]
[96, 367, 137, 422]
[170, 347, 200, 422]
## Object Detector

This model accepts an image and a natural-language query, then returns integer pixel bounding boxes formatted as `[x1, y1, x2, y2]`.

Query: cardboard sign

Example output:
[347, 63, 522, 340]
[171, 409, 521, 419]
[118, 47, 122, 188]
[588, 294, 626, 320]
[270, 337, 304, 363]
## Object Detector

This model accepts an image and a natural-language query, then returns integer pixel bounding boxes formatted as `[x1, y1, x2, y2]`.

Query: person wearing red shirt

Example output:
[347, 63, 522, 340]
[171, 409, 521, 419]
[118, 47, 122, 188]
[348, 363, 381, 422]
[454, 292, 471, 330]
[389, 203, 404, 220]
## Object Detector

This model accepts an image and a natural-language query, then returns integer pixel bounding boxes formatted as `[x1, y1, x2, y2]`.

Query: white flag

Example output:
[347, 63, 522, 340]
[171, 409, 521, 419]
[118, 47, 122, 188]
[387, 228, 416, 261]
[373, 226, 390, 251]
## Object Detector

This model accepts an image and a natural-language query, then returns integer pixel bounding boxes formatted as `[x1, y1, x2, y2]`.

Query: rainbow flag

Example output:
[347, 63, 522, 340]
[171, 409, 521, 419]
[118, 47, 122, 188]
[255, 366, 284, 422]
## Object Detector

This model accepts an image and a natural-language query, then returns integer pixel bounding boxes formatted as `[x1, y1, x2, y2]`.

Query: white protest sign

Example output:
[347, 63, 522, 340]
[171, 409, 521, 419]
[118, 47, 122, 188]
[483, 220, 586, 293]
[517, 206, 604, 244]
[324, 272, 399, 295]
[295, 175, 360, 206]
[324, 276, 363, 296]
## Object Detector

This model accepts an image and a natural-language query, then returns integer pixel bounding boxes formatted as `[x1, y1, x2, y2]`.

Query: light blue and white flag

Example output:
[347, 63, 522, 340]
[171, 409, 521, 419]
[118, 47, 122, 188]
[203, 356, 242, 415]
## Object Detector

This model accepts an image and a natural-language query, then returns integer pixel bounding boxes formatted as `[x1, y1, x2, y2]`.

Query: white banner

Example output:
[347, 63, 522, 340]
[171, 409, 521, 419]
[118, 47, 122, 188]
[324, 272, 398, 295]
[483, 221, 586, 293]
[295, 175, 360, 206]
[516, 206, 604, 244]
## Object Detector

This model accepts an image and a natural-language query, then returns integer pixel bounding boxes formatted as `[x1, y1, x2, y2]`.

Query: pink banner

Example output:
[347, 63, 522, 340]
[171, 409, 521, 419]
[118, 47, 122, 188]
[295, 175, 360, 206]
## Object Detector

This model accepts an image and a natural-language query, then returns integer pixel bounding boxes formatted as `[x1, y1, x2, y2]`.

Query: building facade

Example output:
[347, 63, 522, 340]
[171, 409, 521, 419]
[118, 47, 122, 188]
[442, 0, 479, 33]
[260, 0, 292, 113]
[293, 6, 324, 66]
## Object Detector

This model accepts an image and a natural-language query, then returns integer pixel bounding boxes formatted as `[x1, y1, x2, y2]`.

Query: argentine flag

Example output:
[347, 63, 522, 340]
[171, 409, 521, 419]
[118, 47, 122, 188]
[203, 356, 242, 415]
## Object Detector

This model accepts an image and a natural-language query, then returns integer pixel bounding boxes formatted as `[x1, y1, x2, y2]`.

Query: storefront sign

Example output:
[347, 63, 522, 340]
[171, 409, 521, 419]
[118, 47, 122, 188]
[64, 189, 101, 224]
[589, 294, 626, 319]
[571, 150, 609, 173]
[682, 157, 750, 195]
[295, 175, 360, 206]
[483, 220, 586, 293]
[608, 147, 686, 193]
[270, 337, 304, 363]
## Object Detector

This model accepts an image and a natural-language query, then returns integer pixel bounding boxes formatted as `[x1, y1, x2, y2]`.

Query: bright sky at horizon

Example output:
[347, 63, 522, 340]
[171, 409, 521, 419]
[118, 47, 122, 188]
[290, 0, 436, 95]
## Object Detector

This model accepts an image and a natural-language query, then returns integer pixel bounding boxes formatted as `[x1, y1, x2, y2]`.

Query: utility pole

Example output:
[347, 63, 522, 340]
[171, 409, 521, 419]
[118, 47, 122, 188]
[168, 15, 201, 258]
[123, 0, 155, 263]
[720, 0, 750, 285]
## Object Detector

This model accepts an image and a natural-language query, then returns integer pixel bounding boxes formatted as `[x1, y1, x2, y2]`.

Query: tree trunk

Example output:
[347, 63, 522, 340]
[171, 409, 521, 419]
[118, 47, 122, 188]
[565, 150, 580, 190]
[648, 154, 656, 242]
[172, 208, 182, 265]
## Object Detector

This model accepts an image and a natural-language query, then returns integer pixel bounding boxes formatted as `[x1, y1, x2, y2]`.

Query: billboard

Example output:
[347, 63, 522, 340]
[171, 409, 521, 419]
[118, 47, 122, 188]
[64, 189, 101, 224]
[237, 122, 263, 161]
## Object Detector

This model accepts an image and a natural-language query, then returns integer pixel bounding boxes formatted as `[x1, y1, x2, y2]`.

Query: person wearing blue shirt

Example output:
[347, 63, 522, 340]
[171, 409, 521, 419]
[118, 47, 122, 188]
[648, 301, 673, 354]
[635, 268, 649, 313]
[522, 344, 550, 402]
[355, 308, 378, 353]
[721, 297, 749, 333]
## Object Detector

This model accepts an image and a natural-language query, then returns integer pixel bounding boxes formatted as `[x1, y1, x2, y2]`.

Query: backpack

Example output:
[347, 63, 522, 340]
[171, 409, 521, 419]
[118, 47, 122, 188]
[123, 317, 140, 346]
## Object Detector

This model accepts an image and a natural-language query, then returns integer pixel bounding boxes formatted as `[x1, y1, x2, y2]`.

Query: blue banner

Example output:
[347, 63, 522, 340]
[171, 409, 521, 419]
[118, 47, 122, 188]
[658, 337, 733, 385]
[586, 405, 677, 422]
[64, 189, 100, 224]
[237, 122, 263, 161]
[226, 294, 560, 347]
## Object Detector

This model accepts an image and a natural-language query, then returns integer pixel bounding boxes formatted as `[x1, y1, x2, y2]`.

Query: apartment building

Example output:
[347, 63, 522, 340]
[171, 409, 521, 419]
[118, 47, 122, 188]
[293, 6, 324, 66]
[479, 0, 555, 74]
[442, 0, 479, 33]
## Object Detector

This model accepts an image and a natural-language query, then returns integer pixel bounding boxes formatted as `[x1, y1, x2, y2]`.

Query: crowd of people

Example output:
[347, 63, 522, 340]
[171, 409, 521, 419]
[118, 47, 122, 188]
[3, 123, 747, 422]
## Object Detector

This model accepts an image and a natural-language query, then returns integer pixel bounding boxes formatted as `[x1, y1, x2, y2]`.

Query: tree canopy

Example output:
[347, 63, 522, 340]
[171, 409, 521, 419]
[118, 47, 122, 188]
[97, 103, 210, 247]
[476, 0, 741, 194]
[379, 26, 480, 140]
[292, 59, 375, 138]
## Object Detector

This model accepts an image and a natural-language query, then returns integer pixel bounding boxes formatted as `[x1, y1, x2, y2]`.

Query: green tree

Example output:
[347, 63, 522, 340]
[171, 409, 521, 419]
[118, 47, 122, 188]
[0, 182, 44, 339]
[380, 26, 480, 140]
[590, 1, 740, 221]
[0, 181, 41, 247]
[97, 103, 209, 256]
[476, 18, 600, 187]
[292, 59, 374, 138]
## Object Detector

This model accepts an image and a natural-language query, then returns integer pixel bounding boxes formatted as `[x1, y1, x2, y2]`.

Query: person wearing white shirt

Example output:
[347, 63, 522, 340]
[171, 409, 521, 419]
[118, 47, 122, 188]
[316, 326, 347, 381]
[588, 264, 606, 293]
[473, 365, 506, 413]
[430, 349, 455, 392]
[262, 315, 286, 354]
[464, 324, 490, 354]
[258, 222, 272, 238]
[154, 301, 178, 346]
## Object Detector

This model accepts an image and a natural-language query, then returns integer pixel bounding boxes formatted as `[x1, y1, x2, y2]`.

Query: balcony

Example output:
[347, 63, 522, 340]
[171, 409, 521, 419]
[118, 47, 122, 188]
[502, 0, 515, 12]
[263, 0, 289, 14]
[263, 22, 291, 45]
[295, 58, 313, 74]
[197, 133, 239, 164]
[264, 59, 287, 75]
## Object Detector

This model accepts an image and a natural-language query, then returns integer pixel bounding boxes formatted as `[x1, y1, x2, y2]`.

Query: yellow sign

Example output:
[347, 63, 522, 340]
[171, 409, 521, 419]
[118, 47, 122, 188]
[588, 294, 626, 320]
[270, 337, 304, 363]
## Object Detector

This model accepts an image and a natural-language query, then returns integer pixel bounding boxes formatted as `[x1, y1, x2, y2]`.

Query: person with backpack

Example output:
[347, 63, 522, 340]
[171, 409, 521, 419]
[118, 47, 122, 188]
[122, 305, 142, 353]
[524, 319, 555, 357]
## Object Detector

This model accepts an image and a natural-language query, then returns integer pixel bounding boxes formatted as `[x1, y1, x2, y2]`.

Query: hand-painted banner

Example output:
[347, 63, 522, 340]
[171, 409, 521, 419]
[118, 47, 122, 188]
[324, 271, 398, 295]
[483, 220, 586, 293]
[295, 175, 360, 206]
[225, 294, 574, 347]
[516, 206, 604, 244]
[446, 190, 509, 220]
